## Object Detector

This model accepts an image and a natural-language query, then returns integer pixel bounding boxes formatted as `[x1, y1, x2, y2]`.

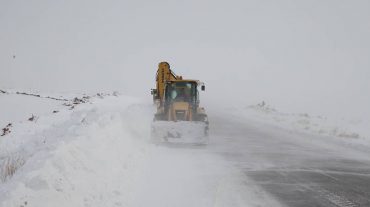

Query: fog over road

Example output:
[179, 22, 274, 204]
[208, 111, 370, 207]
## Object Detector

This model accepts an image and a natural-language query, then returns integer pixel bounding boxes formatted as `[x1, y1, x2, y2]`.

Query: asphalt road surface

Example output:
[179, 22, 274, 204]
[209, 113, 370, 207]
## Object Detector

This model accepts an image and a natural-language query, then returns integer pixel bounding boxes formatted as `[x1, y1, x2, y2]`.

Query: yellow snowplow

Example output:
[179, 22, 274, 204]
[150, 62, 209, 144]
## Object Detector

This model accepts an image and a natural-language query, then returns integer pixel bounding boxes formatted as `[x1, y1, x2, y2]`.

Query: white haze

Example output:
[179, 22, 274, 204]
[1, 0, 370, 119]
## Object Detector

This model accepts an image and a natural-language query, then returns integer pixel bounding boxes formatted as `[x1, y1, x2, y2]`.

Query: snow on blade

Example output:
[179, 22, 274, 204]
[151, 121, 208, 144]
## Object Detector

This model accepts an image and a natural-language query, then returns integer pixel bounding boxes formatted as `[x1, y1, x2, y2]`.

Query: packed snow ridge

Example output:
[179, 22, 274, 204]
[0, 90, 151, 206]
[0, 90, 124, 182]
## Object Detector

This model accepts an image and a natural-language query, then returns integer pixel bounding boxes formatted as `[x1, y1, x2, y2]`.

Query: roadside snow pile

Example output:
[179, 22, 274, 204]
[0, 91, 153, 206]
[238, 102, 370, 142]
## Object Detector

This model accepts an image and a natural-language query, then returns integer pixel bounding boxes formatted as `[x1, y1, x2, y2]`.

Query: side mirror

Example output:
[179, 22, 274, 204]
[201, 85, 205, 91]
[151, 89, 157, 95]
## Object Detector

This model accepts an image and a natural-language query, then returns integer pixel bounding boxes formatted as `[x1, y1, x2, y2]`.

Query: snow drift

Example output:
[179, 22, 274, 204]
[0, 91, 152, 206]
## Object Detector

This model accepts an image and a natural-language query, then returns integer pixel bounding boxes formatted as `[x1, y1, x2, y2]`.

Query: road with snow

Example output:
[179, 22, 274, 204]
[209, 112, 370, 207]
[1, 94, 370, 207]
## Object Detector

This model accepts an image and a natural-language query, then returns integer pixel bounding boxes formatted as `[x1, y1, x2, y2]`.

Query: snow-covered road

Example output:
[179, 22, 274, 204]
[209, 111, 370, 207]
[1, 93, 370, 207]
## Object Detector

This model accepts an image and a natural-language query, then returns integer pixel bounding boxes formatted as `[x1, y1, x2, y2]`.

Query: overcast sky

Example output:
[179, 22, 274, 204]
[1, 0, 369, 119]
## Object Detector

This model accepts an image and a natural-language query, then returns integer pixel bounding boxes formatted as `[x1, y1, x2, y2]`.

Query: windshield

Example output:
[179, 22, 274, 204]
[165, 82, 197, 103]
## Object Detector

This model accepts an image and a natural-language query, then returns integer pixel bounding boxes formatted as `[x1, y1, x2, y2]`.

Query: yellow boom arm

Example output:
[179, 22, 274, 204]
[152, 62, 182, 104]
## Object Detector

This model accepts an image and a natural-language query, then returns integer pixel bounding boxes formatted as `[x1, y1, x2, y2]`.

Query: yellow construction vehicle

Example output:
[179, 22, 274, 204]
[151, 62, 209, 143]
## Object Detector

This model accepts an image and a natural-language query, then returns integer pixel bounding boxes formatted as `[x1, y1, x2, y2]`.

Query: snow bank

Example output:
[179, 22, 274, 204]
[0, 92, 153, 206]
[235, 102, 370, 143]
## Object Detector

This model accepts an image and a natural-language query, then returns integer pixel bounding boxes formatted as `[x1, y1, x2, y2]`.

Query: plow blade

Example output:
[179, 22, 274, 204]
[151, 121, 209, 144]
